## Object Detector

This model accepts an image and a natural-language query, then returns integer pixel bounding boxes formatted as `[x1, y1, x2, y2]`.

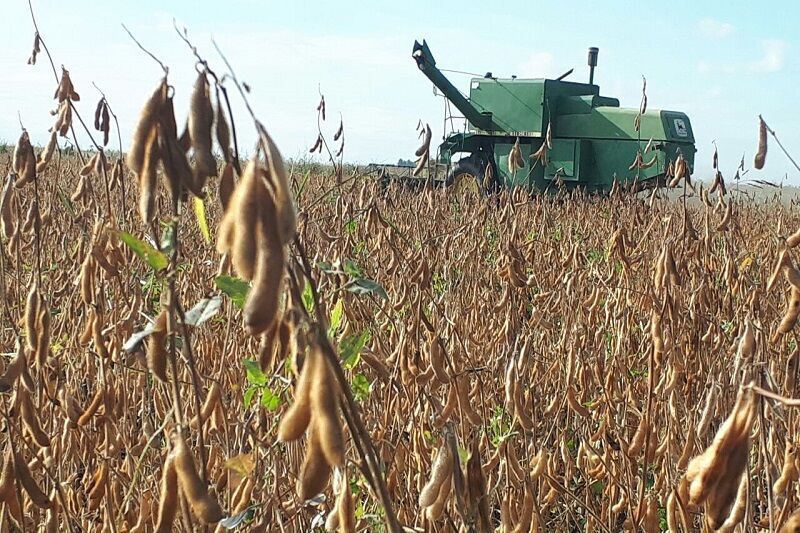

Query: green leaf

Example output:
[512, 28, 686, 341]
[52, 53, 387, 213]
[297, 170, 312, 199]
[351, 373, 371, 402]
[302, 281, 314, 314]
[183, 296, 222, 327]
[216, 275, 250, 309]
[340, 330, 371, 370]
[344, 278, 387, 300]
[343, 259, 362, 278]
[243, 386, 257, 409]
[328, 300, 344, 337]
[243, 359, 267, 386]
[119, 232, 168, 271]
[260, 387, 281, 411]
[317, 261, 335, 274]
[457, 445, 469, 465]
[55, 185, 76, 218]
[193, 196, 211, 244]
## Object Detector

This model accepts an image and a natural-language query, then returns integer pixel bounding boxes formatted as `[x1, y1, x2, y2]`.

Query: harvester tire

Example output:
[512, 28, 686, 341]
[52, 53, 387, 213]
[447, 160, 488, 196]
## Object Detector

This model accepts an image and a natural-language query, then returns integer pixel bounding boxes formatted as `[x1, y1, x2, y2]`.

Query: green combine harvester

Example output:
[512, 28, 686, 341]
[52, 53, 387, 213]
[408, 40, 696, 194]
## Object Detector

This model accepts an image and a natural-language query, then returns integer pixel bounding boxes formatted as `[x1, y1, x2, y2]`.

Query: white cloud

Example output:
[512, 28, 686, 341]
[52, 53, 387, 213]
[517, 51, 555, 78]
[696, 60, 735, 75]
[697, 18, 735, 39]
[749, 39, 787, 73]
[697, 39, 788, 75]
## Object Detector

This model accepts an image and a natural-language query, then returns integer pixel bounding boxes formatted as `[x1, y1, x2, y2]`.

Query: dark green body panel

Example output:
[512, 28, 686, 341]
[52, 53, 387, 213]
[412, 39, 696, 192]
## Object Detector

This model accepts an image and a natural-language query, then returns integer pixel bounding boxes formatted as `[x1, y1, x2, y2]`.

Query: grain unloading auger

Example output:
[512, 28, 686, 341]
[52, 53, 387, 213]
[405, 39, 696, 194]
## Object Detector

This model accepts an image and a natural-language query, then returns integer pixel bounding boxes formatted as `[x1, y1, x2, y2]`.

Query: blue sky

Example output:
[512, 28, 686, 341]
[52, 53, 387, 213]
[1, 0, 798, 183]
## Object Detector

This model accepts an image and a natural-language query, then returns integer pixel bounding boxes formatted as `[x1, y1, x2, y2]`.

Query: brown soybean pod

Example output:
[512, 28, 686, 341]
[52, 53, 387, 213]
[311, 353, 345, 467]
[754, 116, 767, 169]
[188, 71, 217, 184]
[138, 126, 160, 224]
[243, 202, 285, 335]
[226, 158, 261, 280]
[419, 445, 453, 508]
[218, 162, 235, 212]
[0, 345, 26, 392]
[13, 451, 51, 508]
[429, 332, 449, 383]
[337, 473, 356, 533]
[78, 387, 105, 426]
[154, 454, 178, 533]
[0, 449, 15, 501]
[128, 80, 166, 174]
[172, 433, 223, 524]
[147, 310, 169, 382]
[189, 382, 222, 430]
[215, 98, 232, 163]
[24, 284, 40, 351]
[424, 475, 452, 521]
[35, 301, 51, 366]
[277, 348, 317, 442]
[259, 128, 296, 244]
[19, 387, 49, 447]
[785, 347, 800, 395]
[298, 422, 332, 501]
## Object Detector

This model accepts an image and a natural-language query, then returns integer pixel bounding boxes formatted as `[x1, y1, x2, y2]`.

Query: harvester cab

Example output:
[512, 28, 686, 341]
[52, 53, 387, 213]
[411, 39, 696, 194]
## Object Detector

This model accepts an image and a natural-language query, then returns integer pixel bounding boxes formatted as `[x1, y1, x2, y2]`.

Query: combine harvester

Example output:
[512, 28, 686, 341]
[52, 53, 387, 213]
[393, 40, 696, 194]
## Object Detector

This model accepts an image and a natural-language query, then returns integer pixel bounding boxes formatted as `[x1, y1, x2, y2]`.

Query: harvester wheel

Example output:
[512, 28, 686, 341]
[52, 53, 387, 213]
[447, 160, 485, 197]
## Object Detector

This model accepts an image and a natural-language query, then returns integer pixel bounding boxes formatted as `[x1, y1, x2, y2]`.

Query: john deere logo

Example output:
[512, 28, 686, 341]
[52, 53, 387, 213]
[674, 118, 688, 137]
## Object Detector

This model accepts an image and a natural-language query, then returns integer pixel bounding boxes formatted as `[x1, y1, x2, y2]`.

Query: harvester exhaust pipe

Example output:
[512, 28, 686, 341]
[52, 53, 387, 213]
[588, 47, 599, 85]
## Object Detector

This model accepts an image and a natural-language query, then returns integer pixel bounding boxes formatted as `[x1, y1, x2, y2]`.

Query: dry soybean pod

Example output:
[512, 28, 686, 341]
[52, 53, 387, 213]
[219, 162, 235, 212]
[0, 344, 26, 392]
[754, 116, 767, 170]
[148, 310, 169, 382]
[13, 451, 51, 508]
[189, 382, 222, 430]
[258, 128, 296, 244]
[785, 347, 800, 394]
[172, 432, 223, 524]
[428, 332, 450, 383]
[243, 192, 285, 335]
[128, 79, 166, 174]
[298, 422, 333, 501]
[225, 157, 262, 280]
[24, 283, 40, 351]
[35, 300, 51, 366]
[335, 470, 356, 533]
[0, 448, 15, 501]
[36, 131, 58, 173]
[215, 95, 231, 163]
[188, 70, 217, 185]
[87, 462, 108, 509]
[773, 443, 798, 495]
[787, 227, 800, 248]
[154, 454, 179, 533]
[278, 347, 317, 442]
[130, 490, 153, 533]
[77, 387, 105, 426]
[19, 386, 49, 448]
[419, 444, 453, 508]
[424, 474, 452, 521]
[776, 287, 800, 339]
[138, 126, 160, 224]
[310, 348, 345, 467]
